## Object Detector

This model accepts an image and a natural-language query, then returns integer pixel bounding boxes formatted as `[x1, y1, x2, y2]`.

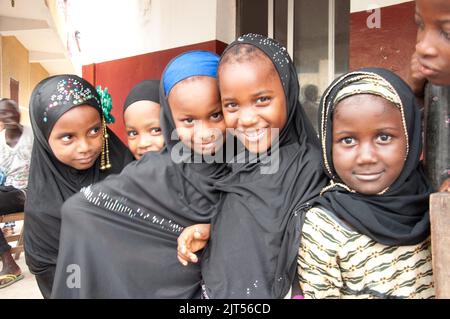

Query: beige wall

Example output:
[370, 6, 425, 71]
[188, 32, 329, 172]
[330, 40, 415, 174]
[1, 36, 49, 124]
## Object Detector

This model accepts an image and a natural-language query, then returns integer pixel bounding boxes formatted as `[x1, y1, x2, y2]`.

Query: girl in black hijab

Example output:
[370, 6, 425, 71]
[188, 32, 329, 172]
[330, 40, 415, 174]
[24, 75, 133, 298]
[298, 68, 434, 298]
[123, 80, 164, 159]
[180, 34, 327, 299]
[51, 51, 230, 298]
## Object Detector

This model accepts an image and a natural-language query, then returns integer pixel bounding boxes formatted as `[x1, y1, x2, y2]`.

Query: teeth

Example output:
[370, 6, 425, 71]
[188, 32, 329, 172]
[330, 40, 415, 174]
[246, 131, 260, 137]
[241, 129, 265, 142]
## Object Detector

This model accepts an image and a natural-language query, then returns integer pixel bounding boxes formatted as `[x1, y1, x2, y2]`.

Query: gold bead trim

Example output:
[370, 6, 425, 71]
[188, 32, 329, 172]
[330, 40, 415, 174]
[319, 71, 409, 196]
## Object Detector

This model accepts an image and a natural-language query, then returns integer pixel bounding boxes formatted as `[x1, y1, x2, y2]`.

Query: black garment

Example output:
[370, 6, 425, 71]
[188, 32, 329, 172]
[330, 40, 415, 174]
[201, 34, 327, 299]
[315, 67, 433, 246]
[24, 75, 133, 298]
[51, 51, 229, 298]
[0, 186, 25, 254]
[123, 80, 160, 113]
[0, 185, 25, 213]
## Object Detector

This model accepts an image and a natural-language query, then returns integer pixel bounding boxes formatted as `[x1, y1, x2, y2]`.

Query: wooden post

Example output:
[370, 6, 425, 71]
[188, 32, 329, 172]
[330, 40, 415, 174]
[430, 193, 450, 298]
[424, 84, 450, 190]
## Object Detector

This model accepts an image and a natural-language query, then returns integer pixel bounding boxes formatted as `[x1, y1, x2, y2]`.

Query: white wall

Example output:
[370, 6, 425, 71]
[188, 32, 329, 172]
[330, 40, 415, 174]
[350, 0, 413, 13]
[216, 0, 236, 45]
[68, 0, 230, 66]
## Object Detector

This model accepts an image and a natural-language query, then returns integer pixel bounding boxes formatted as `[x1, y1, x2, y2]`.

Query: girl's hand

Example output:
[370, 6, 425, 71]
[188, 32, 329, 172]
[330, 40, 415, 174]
[177, 223, 211, 266]
[407, 52, 428, 98]
[439, 178, 450, 193]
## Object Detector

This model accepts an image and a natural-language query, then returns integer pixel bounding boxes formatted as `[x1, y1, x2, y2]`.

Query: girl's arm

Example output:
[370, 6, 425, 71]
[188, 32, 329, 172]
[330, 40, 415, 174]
[177, 223, 211, 266]
[298, 210, 343, 299]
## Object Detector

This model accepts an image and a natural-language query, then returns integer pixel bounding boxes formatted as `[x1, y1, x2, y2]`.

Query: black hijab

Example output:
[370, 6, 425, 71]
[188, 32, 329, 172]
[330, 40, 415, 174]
[24, 75, 133, 297]
[315, 67, 433, 246]
[201, 34, 327, 299]
[51, 51, 230, 298]
[123, 80, 160, 113]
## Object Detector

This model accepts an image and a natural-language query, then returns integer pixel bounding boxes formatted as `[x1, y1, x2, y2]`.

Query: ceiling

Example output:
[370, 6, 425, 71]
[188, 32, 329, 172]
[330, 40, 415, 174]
[0, 0, 75, 74]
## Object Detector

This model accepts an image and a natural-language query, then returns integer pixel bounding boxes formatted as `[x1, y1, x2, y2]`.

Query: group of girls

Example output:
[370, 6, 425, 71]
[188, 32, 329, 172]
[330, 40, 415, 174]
[23, 26, 438, 298]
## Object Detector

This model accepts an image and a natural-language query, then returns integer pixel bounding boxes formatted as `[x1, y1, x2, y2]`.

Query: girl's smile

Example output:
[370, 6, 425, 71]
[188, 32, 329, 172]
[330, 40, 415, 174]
[332, 94, 407, 195]
[219, 51, 287, 154]
[169, 76, 225, 156]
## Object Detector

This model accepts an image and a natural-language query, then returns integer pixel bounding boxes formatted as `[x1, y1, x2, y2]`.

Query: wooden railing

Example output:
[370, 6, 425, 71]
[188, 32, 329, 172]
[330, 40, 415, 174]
[430, 193, 450, 298]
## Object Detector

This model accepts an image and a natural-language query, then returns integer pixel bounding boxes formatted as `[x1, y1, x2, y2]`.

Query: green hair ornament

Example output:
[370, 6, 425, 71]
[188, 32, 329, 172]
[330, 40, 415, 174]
[96, 86, 115, 124]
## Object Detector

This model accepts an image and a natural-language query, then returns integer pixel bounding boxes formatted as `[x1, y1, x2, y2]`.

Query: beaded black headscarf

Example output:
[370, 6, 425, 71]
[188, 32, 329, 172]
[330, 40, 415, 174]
[316, 68, 434, 246]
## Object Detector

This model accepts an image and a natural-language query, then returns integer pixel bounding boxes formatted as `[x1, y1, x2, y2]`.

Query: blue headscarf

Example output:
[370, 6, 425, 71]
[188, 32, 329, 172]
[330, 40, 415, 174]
[160, 50, 220, 152]
[163, 50, 219, 96]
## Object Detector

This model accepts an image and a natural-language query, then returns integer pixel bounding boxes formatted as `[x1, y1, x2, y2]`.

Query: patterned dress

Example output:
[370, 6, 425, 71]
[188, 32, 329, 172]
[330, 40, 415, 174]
[298, 207, 435, 299]
[0, 126, 33, 190]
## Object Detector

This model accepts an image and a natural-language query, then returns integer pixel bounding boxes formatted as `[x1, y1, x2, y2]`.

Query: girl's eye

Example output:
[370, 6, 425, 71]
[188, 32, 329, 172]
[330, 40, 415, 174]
[89, 127, 100, 135]
[150, 127, 161, 135]
[210, 112, 223, 121]
[414, 16, 424, 30]
[377, 134, 392, 143]
[61, 135, 72, 142]
[256, 96, 271, 104]
[441, 30, 450, 40]
[340, 137, 355, 145]
[183, 118, 195, 125]
[127, 130, 138, 138]
[224, 102, 238, 109]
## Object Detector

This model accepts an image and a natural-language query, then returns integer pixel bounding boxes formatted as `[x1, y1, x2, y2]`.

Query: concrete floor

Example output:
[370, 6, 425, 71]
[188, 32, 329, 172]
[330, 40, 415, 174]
[0, 253, 42, 299]
[0, 223, 42, 299]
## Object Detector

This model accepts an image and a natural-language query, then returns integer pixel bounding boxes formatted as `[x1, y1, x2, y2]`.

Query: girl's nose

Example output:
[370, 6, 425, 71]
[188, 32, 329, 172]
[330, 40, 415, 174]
[76, 138, 90, 153]
[138, 133, 153, 149]
[356, 142, 378, 165]
[238, 107, 258, 127]
[197, 125, 216, 143]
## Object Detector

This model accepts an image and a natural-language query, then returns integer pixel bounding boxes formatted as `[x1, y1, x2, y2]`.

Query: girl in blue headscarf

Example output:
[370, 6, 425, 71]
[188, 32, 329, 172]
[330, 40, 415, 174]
[51, 51, 230, 298]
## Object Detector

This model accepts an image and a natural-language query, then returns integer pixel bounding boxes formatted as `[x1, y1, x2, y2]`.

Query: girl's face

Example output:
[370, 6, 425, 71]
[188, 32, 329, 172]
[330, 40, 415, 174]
[168, 76, 225, 155]
[219, 53, 287, 154]
[124, 101, 164, 160]
[415, 0, 450, 85]
[332, 94, 407, 195]
[48, 105, 103, 170]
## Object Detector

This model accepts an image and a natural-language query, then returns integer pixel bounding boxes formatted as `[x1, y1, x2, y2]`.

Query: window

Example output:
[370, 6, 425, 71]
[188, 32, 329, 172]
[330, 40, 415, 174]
[236, 0, 268, 37]
[236, 0, 350, 132]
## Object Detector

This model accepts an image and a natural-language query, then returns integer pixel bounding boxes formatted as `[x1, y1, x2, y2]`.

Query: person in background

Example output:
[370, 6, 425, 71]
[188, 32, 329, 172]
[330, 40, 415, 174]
[0, 98, 33, 289]
[407, 0, 450, 192]
[301, 84, 320, 133]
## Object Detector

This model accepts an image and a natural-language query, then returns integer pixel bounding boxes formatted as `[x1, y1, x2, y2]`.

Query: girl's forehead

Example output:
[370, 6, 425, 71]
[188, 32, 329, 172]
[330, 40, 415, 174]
[332, 94, 402, 128]
[220, 56, 278, 81]
[55, 105, 100, 125]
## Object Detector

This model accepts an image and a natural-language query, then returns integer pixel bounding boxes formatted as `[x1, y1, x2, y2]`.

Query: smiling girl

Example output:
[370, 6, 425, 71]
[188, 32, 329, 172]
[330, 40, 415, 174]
[298, 68, 435, 299]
